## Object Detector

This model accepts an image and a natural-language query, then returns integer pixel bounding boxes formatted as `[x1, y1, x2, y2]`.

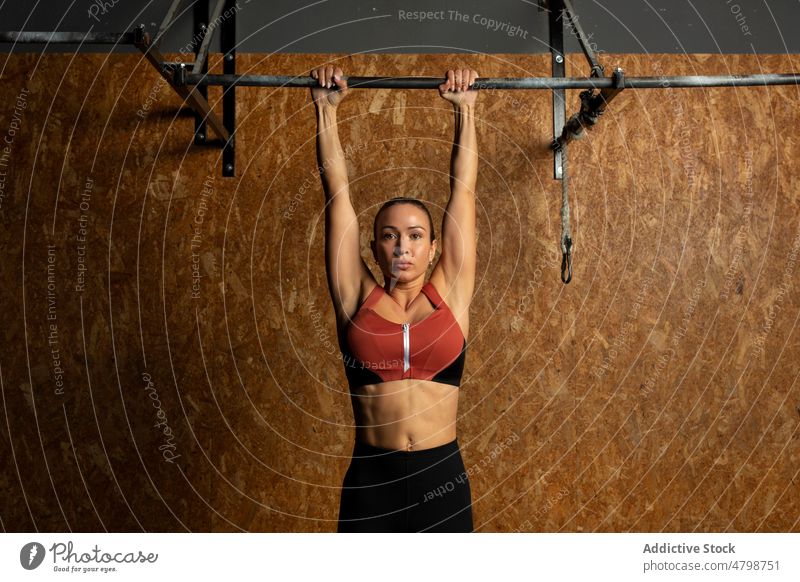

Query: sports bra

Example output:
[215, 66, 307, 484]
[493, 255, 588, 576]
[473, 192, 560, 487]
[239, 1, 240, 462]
[341, 280, 467, 388]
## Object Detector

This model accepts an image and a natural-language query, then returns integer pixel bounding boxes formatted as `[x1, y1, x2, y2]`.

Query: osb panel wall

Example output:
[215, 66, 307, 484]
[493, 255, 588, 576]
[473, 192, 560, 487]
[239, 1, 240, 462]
[0, 52, 797, 533]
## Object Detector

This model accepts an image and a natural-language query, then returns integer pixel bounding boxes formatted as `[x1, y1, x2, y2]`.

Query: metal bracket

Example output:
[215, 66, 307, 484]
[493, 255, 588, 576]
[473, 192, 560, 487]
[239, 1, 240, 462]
[134, 26, 229, 144]
[554, 66, 624, 150]
[163, 0, 236, 176]
[549, 0, 566, 180]
[192, 0, 209, 145]
[220, 0, 236, 177]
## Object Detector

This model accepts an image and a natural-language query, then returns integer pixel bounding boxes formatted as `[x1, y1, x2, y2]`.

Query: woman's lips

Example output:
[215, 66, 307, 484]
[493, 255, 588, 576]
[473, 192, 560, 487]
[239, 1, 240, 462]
[393, 262, 412, 270]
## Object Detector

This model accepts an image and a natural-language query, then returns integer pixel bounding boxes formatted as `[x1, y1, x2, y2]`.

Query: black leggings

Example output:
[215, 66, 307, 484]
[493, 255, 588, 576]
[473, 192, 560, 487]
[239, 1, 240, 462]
[337, 438, 473, 532]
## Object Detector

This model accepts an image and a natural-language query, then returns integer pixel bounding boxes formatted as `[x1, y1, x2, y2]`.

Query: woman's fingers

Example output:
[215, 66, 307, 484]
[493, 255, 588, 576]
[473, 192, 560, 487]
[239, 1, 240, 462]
[333, 66, 346, 90]
[310, 65, 345, 89]
[442, 68, 479, 92]
[311, 66, 325, 86]
[453, 69, 462, 91]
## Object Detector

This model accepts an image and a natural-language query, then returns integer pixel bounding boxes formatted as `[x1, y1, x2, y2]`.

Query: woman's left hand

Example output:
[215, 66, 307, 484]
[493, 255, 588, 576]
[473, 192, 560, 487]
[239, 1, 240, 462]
[438, 68, 479, 107]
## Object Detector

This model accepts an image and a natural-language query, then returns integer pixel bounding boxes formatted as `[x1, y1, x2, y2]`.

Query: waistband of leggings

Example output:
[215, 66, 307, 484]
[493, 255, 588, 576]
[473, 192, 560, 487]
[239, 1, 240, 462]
[352, 437, 460, 461]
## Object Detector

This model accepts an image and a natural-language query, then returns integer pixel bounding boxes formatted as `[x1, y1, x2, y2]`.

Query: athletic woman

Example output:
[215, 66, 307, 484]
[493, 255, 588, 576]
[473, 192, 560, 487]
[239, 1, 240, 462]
[310, 64, 478, 532]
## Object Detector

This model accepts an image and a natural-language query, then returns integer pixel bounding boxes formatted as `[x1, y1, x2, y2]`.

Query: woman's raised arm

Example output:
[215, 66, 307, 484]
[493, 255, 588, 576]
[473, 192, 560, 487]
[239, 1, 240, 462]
[311, 65, 372, 323]
[436, 68, 479, 306]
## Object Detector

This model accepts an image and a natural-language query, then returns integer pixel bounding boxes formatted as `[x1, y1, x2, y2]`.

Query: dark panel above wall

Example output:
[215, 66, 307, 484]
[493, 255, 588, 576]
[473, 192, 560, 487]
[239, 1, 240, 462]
[1, 0, 799, 55]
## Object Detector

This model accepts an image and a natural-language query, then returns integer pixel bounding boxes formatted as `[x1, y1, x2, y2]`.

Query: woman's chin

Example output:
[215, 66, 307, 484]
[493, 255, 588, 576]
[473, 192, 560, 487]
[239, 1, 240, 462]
[387, 269, 415, 284]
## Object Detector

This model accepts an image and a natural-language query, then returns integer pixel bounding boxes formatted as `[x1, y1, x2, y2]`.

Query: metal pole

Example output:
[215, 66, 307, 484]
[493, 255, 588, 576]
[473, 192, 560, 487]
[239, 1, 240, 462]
[561, 0, 604, 77]
[0, 31, 138, 44]
[179, 73, 800, 89]
[154, 0, 184, 48]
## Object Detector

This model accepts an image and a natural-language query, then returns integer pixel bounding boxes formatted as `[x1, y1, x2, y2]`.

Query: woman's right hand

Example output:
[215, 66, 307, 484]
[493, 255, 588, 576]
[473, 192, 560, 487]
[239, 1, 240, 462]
[310, 65, 349, 108]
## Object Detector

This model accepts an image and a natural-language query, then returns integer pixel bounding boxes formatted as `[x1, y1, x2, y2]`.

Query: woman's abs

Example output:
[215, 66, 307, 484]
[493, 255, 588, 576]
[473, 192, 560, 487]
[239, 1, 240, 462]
[350, 379, 459, 451]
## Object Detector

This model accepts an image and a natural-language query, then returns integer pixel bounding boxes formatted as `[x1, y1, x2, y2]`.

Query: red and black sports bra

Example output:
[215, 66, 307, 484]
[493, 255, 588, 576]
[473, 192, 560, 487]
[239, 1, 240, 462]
[341, 280, 467, 388]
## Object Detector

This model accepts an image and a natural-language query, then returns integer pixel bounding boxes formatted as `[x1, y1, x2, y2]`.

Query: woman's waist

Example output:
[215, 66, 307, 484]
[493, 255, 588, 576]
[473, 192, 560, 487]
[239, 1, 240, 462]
[352, 433, 460, 460]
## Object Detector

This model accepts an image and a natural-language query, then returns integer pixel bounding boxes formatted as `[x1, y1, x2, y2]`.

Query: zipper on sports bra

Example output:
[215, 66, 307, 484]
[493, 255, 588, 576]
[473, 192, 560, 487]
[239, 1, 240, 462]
[402, 323, 410, 373]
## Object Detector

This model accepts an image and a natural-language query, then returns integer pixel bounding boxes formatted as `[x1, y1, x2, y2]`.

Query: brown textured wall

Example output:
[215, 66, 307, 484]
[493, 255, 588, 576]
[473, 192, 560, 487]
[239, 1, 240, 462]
[0, 51, 798, 532]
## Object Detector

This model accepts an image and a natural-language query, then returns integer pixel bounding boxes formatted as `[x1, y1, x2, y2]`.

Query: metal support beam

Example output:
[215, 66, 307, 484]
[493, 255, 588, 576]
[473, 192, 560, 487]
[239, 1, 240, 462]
[560, 0, 604, 77]
[220, 0, 236, 177]
[549, 0, 567, 180]
[133, 26, 230, 143]
[192, 0, 227, 76]
[154, 0, 184, 48]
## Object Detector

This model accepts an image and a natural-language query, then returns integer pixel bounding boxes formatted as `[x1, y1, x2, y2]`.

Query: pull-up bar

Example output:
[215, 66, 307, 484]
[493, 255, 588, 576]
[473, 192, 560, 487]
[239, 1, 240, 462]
[7, 0, 798, 285]
[175, 70, 800, 90]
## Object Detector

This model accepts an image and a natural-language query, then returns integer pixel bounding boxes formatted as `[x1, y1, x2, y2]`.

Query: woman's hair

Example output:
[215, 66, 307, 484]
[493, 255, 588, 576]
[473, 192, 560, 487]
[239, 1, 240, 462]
[372, 197, 436, 242]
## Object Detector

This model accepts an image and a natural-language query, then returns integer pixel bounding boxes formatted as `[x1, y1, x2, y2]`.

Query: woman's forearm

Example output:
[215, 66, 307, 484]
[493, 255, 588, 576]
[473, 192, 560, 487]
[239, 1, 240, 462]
[315, 104, 350, 198]
[450, 103, 478, 194]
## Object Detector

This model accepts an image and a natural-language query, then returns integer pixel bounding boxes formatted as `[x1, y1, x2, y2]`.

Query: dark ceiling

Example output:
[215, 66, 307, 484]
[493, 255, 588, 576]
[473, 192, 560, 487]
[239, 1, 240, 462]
[1, 1, 797, 55]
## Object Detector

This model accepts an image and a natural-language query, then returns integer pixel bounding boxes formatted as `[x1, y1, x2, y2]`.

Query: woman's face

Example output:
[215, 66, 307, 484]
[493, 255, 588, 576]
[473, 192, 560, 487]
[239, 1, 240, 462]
[372, 204, 437, 282]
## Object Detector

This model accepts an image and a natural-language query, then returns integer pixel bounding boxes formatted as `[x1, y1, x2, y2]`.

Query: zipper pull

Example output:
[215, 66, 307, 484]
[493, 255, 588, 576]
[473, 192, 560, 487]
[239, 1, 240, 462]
[402, 323, 410, 373]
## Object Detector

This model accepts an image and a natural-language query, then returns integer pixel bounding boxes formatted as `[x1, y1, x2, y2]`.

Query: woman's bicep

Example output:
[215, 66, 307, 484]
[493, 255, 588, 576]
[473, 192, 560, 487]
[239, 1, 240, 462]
[324, 191, 372, 317]
[438, 189, 477, 303]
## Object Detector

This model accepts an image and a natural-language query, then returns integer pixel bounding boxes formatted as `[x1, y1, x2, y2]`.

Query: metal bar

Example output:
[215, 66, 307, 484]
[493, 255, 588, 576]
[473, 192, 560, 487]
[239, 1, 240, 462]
[550, 0, 566, 180]
[192, 0, 226, 76]
[561, 0, 603, 77]
[220, 0, 236, 177]
[178, 73, 800, 89]
[0, 31, 137, 44]
[192, 0, 209, 144]
[133, 28, 230, 143]
[154, 0, 184, 48]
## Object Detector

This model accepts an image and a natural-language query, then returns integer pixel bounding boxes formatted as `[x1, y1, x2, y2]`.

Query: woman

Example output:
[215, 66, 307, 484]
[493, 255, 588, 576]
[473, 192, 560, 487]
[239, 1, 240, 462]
[310, 64, 478, 532]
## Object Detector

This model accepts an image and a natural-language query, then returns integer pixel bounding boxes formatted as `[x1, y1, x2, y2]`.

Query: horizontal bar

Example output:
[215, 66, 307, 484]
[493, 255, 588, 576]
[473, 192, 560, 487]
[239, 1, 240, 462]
[181, 73, 800, 89]
[0, 31, 138, 44]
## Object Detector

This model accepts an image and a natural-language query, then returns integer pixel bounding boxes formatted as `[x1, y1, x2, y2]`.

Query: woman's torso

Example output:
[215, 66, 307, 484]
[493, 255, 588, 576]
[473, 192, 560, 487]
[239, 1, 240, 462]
[337, 273, 469, 451]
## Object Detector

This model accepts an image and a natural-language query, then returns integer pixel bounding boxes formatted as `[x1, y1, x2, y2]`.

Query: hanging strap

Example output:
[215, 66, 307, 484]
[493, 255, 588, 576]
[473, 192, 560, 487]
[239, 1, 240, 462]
[560, 142, 573, 284]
